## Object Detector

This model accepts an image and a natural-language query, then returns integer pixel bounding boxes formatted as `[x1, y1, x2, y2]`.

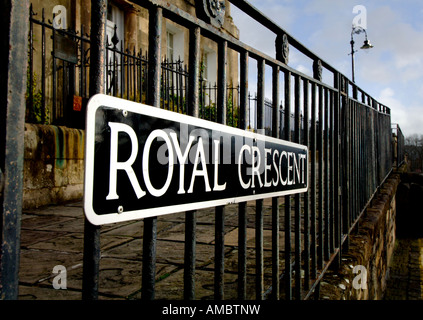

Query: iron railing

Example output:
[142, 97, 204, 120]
[27, 5, 91, 127]
[392, 123, 405, 168]
[27, 6, 244, 130]
[85, 0, 393, 300]
[27, 5, 303, 136]
[2, 0, 404, 300]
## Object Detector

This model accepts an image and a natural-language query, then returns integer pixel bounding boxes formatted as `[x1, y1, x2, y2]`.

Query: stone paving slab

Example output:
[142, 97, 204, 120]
[19, 248, 83, 286]
[19, 200, 280, 300]
[384, 238, 423, 300]
[18, 284, 83, 300]
[20, 230, 68, 247]
[153, 269, 239, 300]
[19, 202, 258, 300]
[16, 198, 306, 300]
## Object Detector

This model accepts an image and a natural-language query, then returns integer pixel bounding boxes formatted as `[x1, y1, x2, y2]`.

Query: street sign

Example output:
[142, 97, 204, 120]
[84, 94, 308, 225]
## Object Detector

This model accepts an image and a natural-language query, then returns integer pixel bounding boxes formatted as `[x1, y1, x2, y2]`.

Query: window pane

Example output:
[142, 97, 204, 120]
[167, 32, 174, 62]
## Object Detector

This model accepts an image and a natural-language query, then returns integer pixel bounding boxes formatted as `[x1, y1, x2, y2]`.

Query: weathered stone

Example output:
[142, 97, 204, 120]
[23, 124, 85, 209]
[19, 248, 83, 285]
[319, 174, 401, 300]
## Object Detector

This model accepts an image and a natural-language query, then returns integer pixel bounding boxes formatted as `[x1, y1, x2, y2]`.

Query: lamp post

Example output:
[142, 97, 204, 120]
[350, 26, 373, 82]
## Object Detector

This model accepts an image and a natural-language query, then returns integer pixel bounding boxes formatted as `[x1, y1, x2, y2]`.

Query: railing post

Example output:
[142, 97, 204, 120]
[294, 73, 302, 300]
[333, 72, 342, 270]
[284, 70, 292, 300]
[184, 25, 200, 300]
[142, 4, 162, 301]
[271, 64, 280, 300]
[0, 0, 29, 300]
[310, 81, 317, 280]
[317, 83, 324, 270]
[214, 39, 227, 300]
[238, 49, 249, 300]
[82, 0, 107, 300]
[342, 76, 351, 251]
[323, 87, 329, 262]
[302, 78, 310, 290]
[256, 58, 265, 300]
[329, 89, 335, 254]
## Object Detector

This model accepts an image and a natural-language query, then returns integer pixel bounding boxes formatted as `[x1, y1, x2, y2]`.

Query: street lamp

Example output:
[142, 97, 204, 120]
[350, 26, 374, 82]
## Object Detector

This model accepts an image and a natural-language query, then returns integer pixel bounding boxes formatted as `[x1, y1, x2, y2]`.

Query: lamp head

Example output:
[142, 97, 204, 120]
[361, 39, 374, 50]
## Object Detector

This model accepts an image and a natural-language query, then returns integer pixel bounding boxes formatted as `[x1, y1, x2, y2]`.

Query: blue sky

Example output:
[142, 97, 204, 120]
[230, 0, 423, 137]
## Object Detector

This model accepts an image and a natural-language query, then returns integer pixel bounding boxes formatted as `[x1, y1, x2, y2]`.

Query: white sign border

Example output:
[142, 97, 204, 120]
[84, 94, 308, 225]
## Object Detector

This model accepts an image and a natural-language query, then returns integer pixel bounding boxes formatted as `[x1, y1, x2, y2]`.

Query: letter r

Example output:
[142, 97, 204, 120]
[106, 122, 145, 200]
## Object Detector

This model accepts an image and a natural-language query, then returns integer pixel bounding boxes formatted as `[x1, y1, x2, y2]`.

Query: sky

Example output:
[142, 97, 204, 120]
[230, 0, 423, 137]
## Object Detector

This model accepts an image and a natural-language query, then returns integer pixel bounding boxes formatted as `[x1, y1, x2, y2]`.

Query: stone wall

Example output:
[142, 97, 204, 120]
[23, 124, 84, 209]
[319, 174, 400, 300]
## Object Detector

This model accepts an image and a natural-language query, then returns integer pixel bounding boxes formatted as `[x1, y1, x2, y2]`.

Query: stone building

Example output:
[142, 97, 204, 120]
[28, 0, 239, 126]
[24, 0, 240, 209]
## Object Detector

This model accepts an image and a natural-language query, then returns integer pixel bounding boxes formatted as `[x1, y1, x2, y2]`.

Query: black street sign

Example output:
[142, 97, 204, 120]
[84, 94, 308, 225]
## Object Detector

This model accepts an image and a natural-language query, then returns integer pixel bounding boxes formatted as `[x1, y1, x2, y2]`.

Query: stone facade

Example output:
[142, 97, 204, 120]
[23, 124, 85, 209]
[25, 0, 240, 208]
[29, 0, 240, 116]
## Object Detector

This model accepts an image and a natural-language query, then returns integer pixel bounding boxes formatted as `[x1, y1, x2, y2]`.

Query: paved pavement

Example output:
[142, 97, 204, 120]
[18, 199, 276, 300]
[384, 238, 423, 300]
[17, 199, 423, 300]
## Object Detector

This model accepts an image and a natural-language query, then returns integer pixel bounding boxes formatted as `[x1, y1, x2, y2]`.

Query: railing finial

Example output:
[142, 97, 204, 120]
[111, 24, 119, 48]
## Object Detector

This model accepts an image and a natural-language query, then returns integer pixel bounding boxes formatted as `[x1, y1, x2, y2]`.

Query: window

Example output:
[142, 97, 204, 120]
[165, 23, 184, 63]
[203, 50, 217, 86]
[202, 53, 208, 80]
[201, 48, 217, 105]
[164, 24, 184, 91]
[106, 4, 124, 48]
[166, 31, 174, 62]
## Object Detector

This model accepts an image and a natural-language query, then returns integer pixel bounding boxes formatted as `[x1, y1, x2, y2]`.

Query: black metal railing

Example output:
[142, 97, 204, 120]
[106, 0, 394, 300]
[7, 0, 404, 301]
[27, 5, 309, 137]
[27, 5, 91, 127]
[392, 123, 405, 168]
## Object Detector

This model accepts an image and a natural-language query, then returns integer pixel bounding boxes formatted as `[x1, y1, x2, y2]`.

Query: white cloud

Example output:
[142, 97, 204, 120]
[378, 87, 423, 136]
[362, 5, 423, 85]
[231, 1, 298, 59]
[379, 87, 406, 121]
[295, 64, 311, 76]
